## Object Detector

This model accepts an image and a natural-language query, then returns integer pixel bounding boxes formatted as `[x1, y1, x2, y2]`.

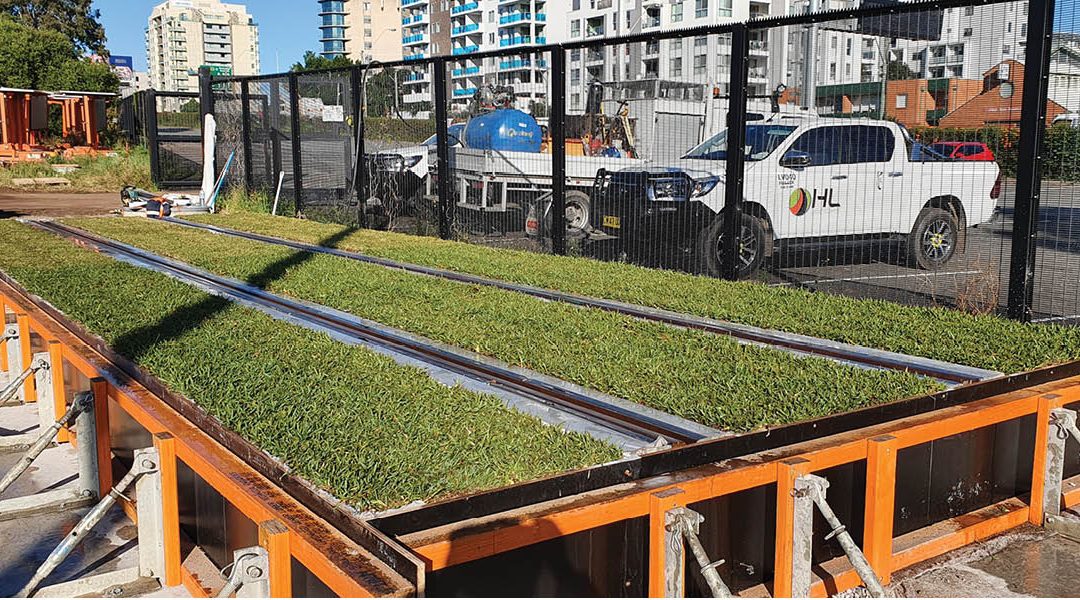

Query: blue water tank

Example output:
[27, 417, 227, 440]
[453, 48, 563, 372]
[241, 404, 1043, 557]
[463, 109, 543, 153]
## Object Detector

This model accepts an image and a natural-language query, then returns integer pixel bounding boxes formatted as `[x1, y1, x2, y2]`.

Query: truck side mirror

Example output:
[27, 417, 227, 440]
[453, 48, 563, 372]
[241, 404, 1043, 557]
[780, 151, 812, 168]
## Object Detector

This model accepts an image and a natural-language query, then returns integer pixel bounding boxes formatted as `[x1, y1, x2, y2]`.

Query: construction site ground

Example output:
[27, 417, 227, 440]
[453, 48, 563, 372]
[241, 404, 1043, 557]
[0, 191, 118, 219]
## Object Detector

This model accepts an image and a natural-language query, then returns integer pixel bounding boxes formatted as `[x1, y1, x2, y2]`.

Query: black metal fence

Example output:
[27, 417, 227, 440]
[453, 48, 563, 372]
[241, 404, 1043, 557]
[117, 90, 204, 189]
[203, 0, 1078, 323]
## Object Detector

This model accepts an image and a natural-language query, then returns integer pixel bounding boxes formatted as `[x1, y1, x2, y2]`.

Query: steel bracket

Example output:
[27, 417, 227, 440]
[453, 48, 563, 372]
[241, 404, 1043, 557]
[216, 546, 270, 598]
[666, 506, 733, 598]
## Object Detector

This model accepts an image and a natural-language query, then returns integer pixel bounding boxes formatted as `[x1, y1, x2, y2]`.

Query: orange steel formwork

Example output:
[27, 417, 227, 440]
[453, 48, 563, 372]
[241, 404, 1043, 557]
[0, 88, 112, 162]
[4, 272, 1080, 597]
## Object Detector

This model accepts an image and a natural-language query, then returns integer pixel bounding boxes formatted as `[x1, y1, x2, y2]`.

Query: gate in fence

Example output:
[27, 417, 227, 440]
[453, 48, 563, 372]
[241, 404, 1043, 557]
[118, 91, 204, 190]
[202, 0, 1078, 324]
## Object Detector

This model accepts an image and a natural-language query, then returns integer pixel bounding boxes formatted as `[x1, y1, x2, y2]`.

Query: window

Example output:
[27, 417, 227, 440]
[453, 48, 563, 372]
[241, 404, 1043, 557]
[1003, 44, 1011, 54]
[693, 54, 707, 75]
[1007, 22, 1012, 33]
[694, 36, 708, 53]
[788, 126, 894, 165]
[846, 38, 852, 56]
[964, 6, 974, 15]
[672, 2, 683, 22]
[573, 0, 580, 9]
[718, 0, 732, 17]
[695, 0, 708, 19]
[895, 94, 908, 109]
[670, 56, 682, 77]
[571, 20, 580, 37]
[671, 39, 682, 52]
[963, 27, 972, 37]
[829, 63, 836, 78]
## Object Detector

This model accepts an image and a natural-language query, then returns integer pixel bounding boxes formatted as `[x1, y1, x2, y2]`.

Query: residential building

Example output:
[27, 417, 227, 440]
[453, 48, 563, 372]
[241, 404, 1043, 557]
[1049, 41, 1080, 113]
[146, 0, 260, 93]
[400, 0, 550, 113]
[814, 77, 982, 127]
[318, 0, 403, 62]
[939, 60, 1067, 128]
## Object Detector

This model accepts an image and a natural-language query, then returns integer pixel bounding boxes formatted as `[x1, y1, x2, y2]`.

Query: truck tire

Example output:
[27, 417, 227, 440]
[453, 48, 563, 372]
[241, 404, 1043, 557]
[543, 190, 592, 238]
[908, 207, 959, 270]
[697, 213, 766, 279]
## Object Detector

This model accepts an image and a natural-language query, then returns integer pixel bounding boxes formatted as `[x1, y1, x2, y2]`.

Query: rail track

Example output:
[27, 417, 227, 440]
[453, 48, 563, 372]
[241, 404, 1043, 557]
[33, 220, 717, 449]
[164, 217, 1001, 385]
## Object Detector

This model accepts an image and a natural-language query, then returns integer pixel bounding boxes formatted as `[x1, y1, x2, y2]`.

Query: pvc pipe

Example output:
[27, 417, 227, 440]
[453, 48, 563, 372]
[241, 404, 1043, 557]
[272, 170, 285, 216]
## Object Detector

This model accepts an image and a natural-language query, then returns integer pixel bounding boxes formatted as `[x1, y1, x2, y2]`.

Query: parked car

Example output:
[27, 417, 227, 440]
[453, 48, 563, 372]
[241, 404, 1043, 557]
[590, 116, 1002, 277]
[927, 141, 996, 162]
[364, 123, 466, 228]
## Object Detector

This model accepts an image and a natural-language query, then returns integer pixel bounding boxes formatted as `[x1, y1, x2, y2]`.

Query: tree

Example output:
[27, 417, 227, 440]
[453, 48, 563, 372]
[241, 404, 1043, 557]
[290, 51, 355, 73]
[0, 16, 117, 92]
[0, 0, 107, 54]
[886, 60, 918, 81]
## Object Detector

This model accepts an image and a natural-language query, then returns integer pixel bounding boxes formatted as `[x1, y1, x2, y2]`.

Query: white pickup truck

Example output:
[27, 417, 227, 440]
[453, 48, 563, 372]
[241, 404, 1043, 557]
[590, 116, 1002, 277]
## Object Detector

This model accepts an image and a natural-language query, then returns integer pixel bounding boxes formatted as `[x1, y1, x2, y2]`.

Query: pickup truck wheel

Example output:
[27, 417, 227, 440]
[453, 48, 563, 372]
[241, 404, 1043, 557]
[908, 207, 959, 270]
[543, 190, 592, 238]
[698, 214, 766, 279]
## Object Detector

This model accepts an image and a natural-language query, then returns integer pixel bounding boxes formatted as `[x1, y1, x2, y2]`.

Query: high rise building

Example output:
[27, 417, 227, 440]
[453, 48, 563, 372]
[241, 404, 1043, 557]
[146, 0, 260, 93]
[318, 0, 404, 62]
[399, 0, 550, 113]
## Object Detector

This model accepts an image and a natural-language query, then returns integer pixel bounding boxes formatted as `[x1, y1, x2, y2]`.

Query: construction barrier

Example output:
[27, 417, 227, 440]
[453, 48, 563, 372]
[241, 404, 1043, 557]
[3, 271, 1080, 597]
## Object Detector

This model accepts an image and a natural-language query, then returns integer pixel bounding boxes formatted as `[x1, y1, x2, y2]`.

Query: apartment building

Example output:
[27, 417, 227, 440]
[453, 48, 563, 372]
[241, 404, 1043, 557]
[146, 0, 260, 93]
[562, 0, 793, 113]
[400, 0, 549, 113]
[318, 0, 404, 62]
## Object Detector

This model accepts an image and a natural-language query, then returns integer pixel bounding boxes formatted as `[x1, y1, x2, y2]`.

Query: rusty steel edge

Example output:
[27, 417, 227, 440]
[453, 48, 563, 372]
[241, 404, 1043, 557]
[0, 270, 426, 592]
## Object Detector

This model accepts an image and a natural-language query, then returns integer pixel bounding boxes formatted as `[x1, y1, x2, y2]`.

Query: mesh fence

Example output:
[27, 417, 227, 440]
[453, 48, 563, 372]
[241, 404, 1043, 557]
[203, 0, 1077, 322]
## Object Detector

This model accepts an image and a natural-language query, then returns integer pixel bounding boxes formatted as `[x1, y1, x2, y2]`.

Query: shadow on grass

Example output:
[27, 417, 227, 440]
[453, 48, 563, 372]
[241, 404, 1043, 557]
[109, 226, 357, 363]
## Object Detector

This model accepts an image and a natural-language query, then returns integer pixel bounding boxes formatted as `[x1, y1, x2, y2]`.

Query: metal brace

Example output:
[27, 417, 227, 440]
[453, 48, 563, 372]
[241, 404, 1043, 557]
[794, 475, 886, 598]
[16, 447, 160, 598]
[0, 391, 89, 496]
[666, 507, 733, 598]
[1043, 408, 1080, 537]
[0, 356, 48, 406]
[216, 546, 270, 598]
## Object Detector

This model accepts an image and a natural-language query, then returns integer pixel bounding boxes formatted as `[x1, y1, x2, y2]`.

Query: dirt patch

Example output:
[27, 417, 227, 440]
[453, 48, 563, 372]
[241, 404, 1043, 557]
[0, 191, 119, 219]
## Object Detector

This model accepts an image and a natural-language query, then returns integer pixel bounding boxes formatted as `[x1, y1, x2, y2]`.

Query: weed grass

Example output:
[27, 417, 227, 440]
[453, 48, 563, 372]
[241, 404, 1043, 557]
[0, 147, 153, 192]
[69, 217, 941, 432]
[185, 213, 1080, 375]
[0, 220, 618, 510]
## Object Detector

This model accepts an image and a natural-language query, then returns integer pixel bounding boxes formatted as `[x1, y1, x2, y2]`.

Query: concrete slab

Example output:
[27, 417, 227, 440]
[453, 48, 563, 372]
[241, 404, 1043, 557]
[0, 402, 41, 438]
[0, 444, 79, 500]
[886, 525, 1080, 598]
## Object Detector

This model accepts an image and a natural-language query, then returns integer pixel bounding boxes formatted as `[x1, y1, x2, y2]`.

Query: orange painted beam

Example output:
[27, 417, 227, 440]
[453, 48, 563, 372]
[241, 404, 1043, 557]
[0, 296, 8, 372]
[863, 435, 898, 585]
[773, 457, 811, 598]
[181, 565, 211, 598]
[260, 520, 292, 598]
[799, 439, 867, 472]
[91, 378, 113, 497]
[154, 432, 182, 587]
[893, 396, 1035, 449]
[891, 500, 1030, 572]
[647, 488, 685, 598]
[47, 340, 69, 443]
[16, 313, 35, 402]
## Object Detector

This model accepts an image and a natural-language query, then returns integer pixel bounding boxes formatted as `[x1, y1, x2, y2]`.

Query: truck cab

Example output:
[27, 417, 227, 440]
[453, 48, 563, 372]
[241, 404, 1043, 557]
[590, 116, 1002, 277]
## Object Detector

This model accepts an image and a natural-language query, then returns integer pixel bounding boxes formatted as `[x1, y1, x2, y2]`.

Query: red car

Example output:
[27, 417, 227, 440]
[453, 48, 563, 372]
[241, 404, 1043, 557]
[928, 141, 996, 161]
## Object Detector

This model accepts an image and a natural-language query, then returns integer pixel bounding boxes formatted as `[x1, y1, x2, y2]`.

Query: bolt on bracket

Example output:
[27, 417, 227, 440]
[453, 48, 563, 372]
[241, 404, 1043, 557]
[216, 546, 270, 598]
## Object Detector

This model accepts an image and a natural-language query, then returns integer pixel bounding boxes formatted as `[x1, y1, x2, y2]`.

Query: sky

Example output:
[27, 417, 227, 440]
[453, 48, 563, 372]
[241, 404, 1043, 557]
[91, 0, 317, 74]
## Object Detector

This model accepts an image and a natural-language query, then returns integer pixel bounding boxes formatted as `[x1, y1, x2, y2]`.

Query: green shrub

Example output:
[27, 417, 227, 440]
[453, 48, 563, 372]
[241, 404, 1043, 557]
[909, 125, 1080, 181]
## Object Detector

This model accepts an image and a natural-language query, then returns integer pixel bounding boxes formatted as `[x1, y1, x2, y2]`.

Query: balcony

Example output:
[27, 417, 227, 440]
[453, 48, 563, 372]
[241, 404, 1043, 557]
[404, 53, 426, 61]
[749, 40, 768, 55]
[498, 11, 545, 24]
[402, 34, 429, 46]
[402, 13, 428, 25]
[404, 91, 432, 103]
[452, 44, 480, 55]
[405, 71, 430, 82]
[453, 87, 478, 97]
[452, 23, 480, 36]
[451, 1, 480, 15]
[452, 66, 481, 77]
[499, 35, 532, 47]
[499, 58, 547, 70]
[402, 0, 426, 6]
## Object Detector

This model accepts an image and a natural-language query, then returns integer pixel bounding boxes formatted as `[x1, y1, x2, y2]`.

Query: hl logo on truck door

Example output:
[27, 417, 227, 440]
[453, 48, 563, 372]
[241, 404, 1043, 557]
[788, 188, 840, 216]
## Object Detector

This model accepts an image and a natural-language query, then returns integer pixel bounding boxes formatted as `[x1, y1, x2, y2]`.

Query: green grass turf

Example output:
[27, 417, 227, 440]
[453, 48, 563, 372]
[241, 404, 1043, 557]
[0, 220, 620, 510]
[67, 217, 941, 432]
[184, 212, 1080, 375]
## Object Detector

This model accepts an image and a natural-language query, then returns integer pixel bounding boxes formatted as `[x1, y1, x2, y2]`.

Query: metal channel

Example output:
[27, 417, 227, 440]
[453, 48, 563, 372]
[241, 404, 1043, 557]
[164, 218, 1001, 385]
[33, 220, 714, 448]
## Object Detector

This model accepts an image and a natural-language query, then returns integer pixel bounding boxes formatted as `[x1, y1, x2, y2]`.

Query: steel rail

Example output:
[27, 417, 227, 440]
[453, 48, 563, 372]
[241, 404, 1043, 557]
[34, 220, 707, 446]
[163, 217, 1001, 385]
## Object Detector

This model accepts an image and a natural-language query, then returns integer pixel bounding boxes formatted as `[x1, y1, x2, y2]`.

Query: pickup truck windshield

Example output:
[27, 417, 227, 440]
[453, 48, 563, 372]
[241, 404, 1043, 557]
[683, 125, 798, 161]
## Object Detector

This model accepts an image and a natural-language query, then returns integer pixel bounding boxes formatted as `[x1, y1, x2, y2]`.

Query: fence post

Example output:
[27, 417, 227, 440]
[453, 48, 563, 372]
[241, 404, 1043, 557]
[1007, 0, 1056, 321]
[144, 90, 161, 187]
[198, 66, 217, 182]
[721, 23, 751, 281]
[288, 72, 304, 216]
[240, 80, 254, 192]
[549, 47, 568, 256]
[351, 66, 368, 228]
[433, 59, 453, 240]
